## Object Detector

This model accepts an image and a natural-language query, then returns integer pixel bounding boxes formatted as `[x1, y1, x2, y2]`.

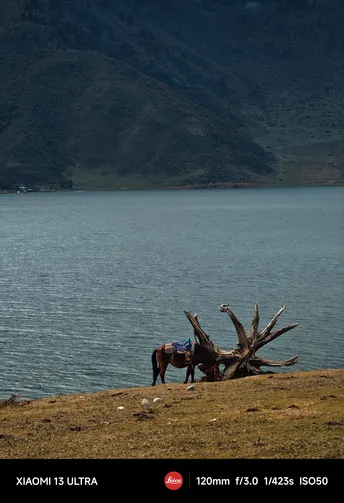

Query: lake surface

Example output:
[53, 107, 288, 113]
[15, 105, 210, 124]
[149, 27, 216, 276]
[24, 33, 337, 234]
[0, 187, 343, 399]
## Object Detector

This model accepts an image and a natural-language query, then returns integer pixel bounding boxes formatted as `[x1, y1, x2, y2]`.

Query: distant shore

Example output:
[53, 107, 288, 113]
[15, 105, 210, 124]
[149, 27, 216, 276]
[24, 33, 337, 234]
[1, 180, 343, 195]
[0, 368, 343, 459]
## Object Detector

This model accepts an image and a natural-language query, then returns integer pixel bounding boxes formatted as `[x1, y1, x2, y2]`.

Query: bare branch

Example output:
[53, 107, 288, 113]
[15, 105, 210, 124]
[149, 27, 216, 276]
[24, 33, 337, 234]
[256, 323, 299, 350]
[259, 305, 286, 340]
[216, 347, 241, 360]
[245, 363, 264, 375]
[223, 360, 242, 380]
[248, 304, 260, 343]
[219, 304, 249, 350]
[184, 311, 217, 355]
[216, 353, 241, 364]
[251, 355, 298, 367]
[183, 302, 299, 381]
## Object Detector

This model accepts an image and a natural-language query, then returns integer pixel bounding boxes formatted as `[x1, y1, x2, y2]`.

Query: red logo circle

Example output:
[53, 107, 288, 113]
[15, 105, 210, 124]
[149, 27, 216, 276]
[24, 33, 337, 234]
[164, 471, 183, 490]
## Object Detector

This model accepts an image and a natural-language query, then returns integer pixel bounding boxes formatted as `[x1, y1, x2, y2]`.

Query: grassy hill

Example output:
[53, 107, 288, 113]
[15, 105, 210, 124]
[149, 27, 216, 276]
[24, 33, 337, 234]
[0, 0, 343, 189]
[0, 46, 274, 189]
[0, 369, 343, 459]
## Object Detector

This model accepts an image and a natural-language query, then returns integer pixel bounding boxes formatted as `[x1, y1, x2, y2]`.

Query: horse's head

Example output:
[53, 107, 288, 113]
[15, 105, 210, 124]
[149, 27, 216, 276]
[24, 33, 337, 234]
[198, 362, 221, 382]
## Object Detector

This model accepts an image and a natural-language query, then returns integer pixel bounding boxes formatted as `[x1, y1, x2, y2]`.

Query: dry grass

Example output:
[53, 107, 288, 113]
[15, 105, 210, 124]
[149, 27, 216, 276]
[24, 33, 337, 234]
[0, 369, 343, 459]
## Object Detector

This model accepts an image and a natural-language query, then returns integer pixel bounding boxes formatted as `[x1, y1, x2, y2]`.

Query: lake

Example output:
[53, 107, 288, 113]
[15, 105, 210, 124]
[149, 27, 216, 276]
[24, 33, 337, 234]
[0, 187, 343, 399]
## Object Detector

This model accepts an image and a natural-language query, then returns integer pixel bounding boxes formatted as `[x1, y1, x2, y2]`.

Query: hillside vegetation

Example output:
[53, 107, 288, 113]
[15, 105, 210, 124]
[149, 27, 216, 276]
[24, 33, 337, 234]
[0, 0, 343, 189]
[0, 369, 343, 459]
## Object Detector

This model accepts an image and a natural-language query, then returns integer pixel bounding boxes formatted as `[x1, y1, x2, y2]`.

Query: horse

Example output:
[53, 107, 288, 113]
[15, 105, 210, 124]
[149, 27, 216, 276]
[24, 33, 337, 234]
[151, 342, 215, 386]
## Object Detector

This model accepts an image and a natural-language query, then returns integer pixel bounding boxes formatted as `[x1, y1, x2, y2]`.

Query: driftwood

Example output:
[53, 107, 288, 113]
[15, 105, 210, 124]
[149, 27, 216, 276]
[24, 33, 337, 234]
[184, 304, 298, 380]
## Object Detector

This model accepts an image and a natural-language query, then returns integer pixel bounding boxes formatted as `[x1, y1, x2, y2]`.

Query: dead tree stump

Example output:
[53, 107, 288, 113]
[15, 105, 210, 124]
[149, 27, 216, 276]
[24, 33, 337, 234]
[184, 304, 298, 381]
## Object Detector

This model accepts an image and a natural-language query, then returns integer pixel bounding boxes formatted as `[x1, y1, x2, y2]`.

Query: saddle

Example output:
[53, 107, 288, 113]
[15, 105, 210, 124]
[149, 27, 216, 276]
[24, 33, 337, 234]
[165, 338, 194, 363]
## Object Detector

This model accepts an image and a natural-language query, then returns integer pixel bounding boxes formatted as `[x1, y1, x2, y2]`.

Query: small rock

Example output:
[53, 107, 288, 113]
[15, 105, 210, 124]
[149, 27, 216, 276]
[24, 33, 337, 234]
[210, 418, 217, 422]
[69, 426, 82, 432]
[326, 421, 342, 426]
[320, 395, 336, 400]
[153, 398, 163, 403]
[133, 412, 145, 420]
[117, 406, 125, 411]
[133, 412, 154, 421]
[141, 399, 149, 407]
[187, 385, 195, 391]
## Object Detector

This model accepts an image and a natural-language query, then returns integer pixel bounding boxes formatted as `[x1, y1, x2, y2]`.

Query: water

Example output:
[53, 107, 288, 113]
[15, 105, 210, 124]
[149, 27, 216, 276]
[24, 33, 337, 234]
[0, 187, 343, 399]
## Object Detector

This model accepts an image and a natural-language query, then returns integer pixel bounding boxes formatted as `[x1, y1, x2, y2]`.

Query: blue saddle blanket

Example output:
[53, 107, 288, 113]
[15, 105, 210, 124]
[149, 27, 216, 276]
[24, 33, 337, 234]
[173, 338, 193, 353]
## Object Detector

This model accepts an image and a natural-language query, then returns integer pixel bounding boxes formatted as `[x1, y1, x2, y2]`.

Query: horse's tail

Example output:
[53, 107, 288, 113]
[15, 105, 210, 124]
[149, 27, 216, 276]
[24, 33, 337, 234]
[151, 348, 160, 383]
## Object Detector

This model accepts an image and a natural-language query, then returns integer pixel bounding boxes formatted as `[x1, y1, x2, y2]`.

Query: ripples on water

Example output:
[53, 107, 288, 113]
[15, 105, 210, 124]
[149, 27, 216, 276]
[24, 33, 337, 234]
[0, 187, 343, 398]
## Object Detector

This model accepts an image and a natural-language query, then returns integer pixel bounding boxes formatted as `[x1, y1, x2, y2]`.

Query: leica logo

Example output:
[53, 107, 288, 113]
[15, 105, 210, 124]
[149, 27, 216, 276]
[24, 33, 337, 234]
[164, 472, 183, 490]
[167, 476, 182, 484]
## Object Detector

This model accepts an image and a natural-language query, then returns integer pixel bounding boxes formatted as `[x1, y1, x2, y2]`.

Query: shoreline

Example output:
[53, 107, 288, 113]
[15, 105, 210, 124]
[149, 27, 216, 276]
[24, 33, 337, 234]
[1, 181, 344, 194]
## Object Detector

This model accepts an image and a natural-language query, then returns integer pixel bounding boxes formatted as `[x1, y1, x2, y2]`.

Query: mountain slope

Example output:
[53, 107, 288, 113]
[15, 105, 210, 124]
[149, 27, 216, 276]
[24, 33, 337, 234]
[9, 0, 343, 147]
[0, 0, 343, 188]
[0, 38, 273, 189]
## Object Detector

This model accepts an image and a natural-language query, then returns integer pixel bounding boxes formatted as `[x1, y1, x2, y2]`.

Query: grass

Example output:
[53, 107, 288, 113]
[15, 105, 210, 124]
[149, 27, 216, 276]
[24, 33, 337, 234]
[0, 369, 343, 459]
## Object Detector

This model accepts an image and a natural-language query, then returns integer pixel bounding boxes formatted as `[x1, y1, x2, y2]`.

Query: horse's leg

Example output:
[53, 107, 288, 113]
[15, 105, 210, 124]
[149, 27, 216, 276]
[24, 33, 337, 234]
[157, 350, 168, 384]
[190, 364, 195, 383]
[160, 359, 168, 384]
[184, 364, 192, 384]
[151, 349, 160, 386]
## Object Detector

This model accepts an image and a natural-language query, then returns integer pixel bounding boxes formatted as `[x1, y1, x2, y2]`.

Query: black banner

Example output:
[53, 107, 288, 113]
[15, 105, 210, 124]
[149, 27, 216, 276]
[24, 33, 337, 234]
[0, 459, 341, 493]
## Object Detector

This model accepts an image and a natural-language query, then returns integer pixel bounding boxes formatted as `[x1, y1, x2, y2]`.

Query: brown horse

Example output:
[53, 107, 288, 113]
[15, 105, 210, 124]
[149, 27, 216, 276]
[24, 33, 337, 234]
[151, 342, 215, 386]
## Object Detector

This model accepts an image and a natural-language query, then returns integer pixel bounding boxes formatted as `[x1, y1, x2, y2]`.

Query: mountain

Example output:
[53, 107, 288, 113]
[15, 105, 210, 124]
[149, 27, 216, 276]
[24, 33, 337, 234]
[0, 0, 343, 189]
